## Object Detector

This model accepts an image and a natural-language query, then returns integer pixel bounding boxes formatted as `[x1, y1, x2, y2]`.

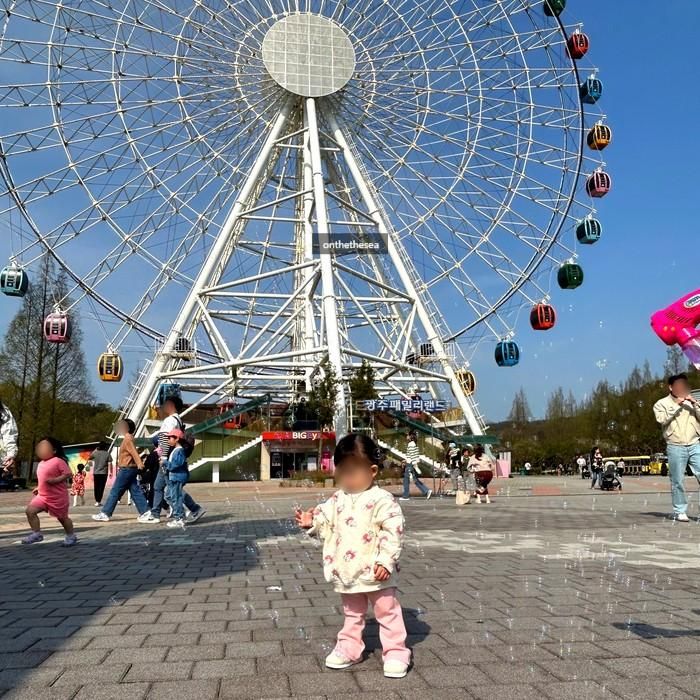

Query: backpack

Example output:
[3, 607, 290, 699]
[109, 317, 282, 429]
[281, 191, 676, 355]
[174, 415, 196, 458]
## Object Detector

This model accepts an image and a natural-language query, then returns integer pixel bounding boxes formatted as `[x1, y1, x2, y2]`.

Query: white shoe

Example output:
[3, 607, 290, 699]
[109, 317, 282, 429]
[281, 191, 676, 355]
[94, 502, 101, 507]
[186, 507, 206, 523]
[91, 513, 110, 522]
[137, 512, 159, 524]
[399, 497, 410, 501]
[383, 659, 409, 678]
[476, 495, 482, 504]
[676, 513, 690, 522]
[325, 650, 358, 670]
[485, 495, 491, 504]
[426, 490, 432, 500]
[166, 519, 185, 529]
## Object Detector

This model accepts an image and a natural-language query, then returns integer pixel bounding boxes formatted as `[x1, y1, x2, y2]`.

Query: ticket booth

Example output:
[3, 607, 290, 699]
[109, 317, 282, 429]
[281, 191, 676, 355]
[260, 431, 335, 480]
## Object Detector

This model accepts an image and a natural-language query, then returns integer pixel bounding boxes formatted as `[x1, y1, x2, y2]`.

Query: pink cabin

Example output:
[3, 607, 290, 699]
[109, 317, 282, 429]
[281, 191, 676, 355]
[44, 312, 72, 343]
[586, 171, 611, 198]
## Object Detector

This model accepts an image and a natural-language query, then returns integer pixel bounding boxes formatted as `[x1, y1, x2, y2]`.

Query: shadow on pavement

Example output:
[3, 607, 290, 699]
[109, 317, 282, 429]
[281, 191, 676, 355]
[0, 514, 290, 692]
[613, 622, 700, 639]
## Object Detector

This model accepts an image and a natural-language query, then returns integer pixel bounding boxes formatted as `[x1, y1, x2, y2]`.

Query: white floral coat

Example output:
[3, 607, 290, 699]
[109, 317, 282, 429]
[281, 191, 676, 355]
[308, 485, 405, 593]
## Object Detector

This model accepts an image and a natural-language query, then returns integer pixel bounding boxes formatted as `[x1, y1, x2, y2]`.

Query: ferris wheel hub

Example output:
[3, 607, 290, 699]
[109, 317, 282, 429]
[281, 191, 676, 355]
[262, 14, 355, 97]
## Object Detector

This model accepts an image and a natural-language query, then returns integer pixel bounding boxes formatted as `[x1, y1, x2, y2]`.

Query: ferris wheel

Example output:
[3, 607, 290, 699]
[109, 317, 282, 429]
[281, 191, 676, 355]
[0, 0, 611, 438]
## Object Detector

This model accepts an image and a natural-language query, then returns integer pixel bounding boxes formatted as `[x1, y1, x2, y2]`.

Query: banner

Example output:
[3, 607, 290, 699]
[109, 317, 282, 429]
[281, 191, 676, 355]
[356, 398, 449, 413]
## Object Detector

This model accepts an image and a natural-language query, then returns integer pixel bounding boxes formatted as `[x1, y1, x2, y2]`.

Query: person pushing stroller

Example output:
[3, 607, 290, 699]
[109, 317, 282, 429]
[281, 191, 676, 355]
[599, 461, 622, 491]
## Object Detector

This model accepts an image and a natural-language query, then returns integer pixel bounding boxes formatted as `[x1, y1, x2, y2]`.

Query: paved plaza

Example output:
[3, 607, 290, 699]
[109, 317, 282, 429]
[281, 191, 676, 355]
[2, 477, 700, 699]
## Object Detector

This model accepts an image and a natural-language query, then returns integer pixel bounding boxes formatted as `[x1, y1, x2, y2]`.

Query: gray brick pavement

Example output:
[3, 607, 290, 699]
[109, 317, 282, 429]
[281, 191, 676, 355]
[2, 489, 700, 698]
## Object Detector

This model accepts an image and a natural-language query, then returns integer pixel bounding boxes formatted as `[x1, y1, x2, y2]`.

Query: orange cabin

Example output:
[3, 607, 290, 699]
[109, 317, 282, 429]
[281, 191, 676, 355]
[587, 123, 612, 151]
[219, 404, 243, 430]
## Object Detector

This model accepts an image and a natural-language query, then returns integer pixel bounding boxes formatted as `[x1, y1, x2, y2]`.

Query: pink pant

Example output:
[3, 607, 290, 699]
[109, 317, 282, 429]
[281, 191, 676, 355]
[336, 587, 410, 664]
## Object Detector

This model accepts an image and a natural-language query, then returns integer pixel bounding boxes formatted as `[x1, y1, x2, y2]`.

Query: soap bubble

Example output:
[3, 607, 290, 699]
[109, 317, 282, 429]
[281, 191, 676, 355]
[596, 359, 608, 370]
[607, 421, 617, 431]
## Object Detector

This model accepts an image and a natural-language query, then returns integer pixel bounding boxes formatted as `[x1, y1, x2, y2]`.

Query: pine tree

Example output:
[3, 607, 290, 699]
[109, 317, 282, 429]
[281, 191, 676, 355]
[307, 354, 340, 431]
[545, 387, 566, 420]
[348, 359, 378, 403]
[508, 387, 532, 425]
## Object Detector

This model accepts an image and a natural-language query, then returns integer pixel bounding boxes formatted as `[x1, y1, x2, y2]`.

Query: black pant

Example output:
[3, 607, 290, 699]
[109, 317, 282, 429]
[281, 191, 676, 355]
[93, 474, 108, 504]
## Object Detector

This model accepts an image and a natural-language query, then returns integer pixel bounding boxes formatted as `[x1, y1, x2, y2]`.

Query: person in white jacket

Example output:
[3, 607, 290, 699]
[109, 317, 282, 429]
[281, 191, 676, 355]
[0, 399, 19, 474]
[296, 433, 411, 679]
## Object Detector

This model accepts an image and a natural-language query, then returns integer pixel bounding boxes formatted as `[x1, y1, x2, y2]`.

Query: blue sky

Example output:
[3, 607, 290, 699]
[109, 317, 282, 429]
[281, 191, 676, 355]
[0, 0, 697, 424]
[473, 0, 700, 422]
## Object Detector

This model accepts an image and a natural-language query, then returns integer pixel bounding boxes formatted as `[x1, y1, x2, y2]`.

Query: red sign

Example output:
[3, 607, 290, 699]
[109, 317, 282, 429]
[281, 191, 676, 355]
[262, 431, 335, 441]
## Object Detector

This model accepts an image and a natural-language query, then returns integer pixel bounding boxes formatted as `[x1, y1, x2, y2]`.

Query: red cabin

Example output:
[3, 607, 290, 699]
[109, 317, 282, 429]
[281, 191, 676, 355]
[219, 404, 243, 430]
[530, 303, 557, 331]
[586, 170, 612, 198]
[44, 311, 71, 344]
[567, 32, 589, 59]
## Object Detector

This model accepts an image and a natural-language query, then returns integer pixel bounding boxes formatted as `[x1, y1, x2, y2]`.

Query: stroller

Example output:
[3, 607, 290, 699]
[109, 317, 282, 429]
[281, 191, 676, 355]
[599, 461, 622, 491]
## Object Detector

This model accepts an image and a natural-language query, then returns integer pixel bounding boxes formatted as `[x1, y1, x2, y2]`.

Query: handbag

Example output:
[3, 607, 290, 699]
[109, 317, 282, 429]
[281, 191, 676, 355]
[456, 490, 470, 506]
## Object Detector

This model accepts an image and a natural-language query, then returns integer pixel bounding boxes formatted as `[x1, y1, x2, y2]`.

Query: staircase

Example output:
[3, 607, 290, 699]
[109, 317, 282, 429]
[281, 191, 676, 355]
[188, 436, 263, 473]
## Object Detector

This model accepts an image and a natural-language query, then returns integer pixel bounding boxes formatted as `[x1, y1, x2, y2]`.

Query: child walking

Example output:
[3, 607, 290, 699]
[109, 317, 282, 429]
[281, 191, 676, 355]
[163, 429, 190, 529]
[70, 463, 86, 507]
[23, 437, 77, 546]
[296, 434, 411, 679]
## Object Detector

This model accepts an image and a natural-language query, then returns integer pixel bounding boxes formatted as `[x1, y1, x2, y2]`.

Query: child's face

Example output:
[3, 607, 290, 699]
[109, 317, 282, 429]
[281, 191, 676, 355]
[335, 457, 378, 493]
[35, 440, 55, 461]
[168, 435, 178, 448]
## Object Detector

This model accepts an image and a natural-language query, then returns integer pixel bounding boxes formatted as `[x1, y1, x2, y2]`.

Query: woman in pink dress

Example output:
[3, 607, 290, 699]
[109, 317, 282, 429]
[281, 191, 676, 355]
[22, 437, 77, 546]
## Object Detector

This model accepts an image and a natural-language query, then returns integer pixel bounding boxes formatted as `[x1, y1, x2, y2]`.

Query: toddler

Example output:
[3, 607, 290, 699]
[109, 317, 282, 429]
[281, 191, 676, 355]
[23, 437, 77, 546]
[70, 463, 86, 507]
[296, 433, 411, 678]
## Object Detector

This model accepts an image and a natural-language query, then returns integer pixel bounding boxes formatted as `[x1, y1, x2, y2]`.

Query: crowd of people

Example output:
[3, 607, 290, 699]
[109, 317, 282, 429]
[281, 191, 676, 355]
[397, 431, 495, 504]
[0, 394, 207, 545]
[2, 369, 700, 546]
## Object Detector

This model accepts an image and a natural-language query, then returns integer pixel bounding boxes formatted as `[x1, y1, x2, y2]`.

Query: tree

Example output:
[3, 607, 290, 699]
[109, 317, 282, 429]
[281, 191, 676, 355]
[307, 354, 341, 431]
[508, 387, 532, 425]
[348, 359, 378, 403]
[641, 360, 654, 384]
[0, 261, 97, 466]
[545, 387, 566, 421]
[664, 346, 686, 378]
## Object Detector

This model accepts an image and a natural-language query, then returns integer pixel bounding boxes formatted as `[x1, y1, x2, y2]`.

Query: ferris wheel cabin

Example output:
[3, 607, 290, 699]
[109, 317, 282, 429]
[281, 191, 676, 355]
[98, 352, 123, 382]
[495, 341, 520, 367]
[558, 263, 584, 290]
[0, 264, 29, 297]
[587, 123, 612, 151]
[586, 171, 611, 198]
[43, 311, 72, 344]
[543, 0, 566, 17]
[576, 218, 602, 244]
[567, 32, 590, 60]
[456, 368, 477, 395]
[580, 78, 603, 104]
[530, 303, 557, 331]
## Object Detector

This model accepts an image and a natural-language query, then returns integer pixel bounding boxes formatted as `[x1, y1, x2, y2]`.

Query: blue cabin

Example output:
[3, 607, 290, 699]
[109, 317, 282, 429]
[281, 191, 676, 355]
[495, 341, 520, 367]
[580, 78, 603, 104]
[157, 383, 182, 406]
[576, 218, 602, 244]
[0, 264, 29, 297]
